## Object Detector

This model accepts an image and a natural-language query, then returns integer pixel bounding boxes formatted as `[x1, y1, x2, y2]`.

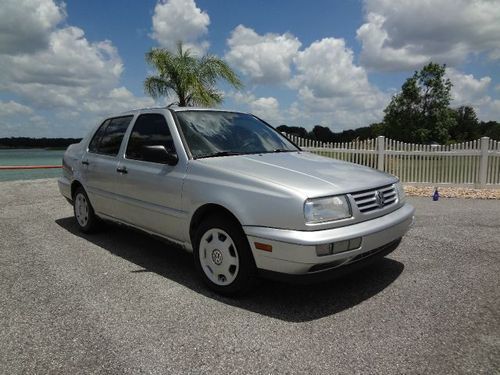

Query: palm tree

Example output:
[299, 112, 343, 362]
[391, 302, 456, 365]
[144, 41, 243, 107]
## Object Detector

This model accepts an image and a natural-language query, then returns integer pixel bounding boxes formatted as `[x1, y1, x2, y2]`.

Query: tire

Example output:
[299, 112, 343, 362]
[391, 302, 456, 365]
[193, 214, 256, 296]
[73, 187, 100, 233]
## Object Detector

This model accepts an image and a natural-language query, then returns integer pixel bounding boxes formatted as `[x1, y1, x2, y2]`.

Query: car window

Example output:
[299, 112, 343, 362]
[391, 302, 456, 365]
[90, 116, 132, 156]
[126, 113, 175, 161]
[174, 111, 298, 158]
[88, 119, 110, 153]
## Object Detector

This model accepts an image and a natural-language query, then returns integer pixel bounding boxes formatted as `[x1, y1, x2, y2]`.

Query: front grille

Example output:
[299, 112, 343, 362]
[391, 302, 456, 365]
[350, 184, 397, 213]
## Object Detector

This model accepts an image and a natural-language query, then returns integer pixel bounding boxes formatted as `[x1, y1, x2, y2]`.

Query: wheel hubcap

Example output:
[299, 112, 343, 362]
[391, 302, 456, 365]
[199, 228, 239, 286]
[75, 193, 89, 227]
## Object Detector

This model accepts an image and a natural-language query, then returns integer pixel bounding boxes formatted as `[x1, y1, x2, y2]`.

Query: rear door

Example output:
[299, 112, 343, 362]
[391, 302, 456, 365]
[112, 113, 188, 241]
[81, 115, 133, 217]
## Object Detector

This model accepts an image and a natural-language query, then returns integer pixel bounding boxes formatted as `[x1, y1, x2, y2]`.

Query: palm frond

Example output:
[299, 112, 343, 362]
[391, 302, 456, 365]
[144, 41, 243, 107]
[199, 55, 243, 90]
[144, 76, 172, 98]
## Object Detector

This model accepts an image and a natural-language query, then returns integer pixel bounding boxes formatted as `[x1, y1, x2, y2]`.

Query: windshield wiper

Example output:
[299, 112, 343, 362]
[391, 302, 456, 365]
[196, 151, 243, 159]
[197, 149, 295, 158]
[264, 149, 295, 153]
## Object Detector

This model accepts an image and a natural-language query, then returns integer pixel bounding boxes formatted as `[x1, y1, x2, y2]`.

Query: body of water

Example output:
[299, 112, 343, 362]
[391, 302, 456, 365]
[0, 149, 64, 182]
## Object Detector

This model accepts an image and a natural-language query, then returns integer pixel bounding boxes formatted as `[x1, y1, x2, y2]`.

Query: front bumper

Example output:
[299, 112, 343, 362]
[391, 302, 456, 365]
[243, 203, 414, 276]
[258, 239, 401, 284]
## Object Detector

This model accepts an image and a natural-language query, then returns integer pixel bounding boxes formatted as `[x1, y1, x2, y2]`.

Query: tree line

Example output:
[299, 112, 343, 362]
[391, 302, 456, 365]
[278, 117, 500, 144]
[0, 137, 81, 149]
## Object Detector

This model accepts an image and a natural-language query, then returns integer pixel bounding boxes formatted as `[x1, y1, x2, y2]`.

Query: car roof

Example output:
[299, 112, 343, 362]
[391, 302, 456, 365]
[117, 106, 248, 116]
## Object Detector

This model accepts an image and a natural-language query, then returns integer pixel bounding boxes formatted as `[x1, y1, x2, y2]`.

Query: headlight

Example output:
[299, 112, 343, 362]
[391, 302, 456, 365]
[395, 182, 406, 203]
[304, 195, 351, 223]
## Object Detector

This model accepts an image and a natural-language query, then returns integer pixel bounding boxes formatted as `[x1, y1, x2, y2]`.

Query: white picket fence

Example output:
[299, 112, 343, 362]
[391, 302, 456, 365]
[283, 134, 500, 188]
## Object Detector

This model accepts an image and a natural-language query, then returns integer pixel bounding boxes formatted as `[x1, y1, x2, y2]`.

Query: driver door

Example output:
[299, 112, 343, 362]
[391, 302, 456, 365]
[112, 113, 187, 242]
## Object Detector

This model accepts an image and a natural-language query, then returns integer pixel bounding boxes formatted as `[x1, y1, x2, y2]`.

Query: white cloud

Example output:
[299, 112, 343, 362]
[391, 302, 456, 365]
[151, 0, 210, 55]
[292, 38, 372, 97]
[232, 92, 283, 124]
[249, 97, 281, 124]
[447, 68, 499, 121]
[226, 25, 301, 84]
[0, 25, 135, 114]
[0, 100, 48, 137]
[1, 27, 123, 95]
[356, 12, 430, 71]
[447, 68, 491, 106]
[0, 100, 33, 117]
[225, 28, 388, 130]
[357, 0, 500, 71]
[82, 87, 155, 116]
[0, 0, 65, 55]
[0, 0, 154, 137]
[480, 98, 500, 121]
[290, 38, 388, 129]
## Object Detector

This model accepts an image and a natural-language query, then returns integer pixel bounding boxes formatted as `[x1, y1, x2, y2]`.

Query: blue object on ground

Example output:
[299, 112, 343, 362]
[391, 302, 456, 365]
[433, 187, 440, 201]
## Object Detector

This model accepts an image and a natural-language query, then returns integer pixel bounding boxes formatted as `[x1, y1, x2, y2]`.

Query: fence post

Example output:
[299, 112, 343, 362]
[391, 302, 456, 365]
[478, 136, 489, 188]
[377, 136, 385, 171]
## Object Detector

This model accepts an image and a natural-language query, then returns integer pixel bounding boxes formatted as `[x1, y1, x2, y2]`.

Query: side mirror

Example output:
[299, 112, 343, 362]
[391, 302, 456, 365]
[142, 145, 178, 166]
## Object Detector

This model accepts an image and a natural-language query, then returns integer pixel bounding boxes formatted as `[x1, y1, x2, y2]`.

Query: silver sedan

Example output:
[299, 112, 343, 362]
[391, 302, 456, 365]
[59, 107, 414, 295]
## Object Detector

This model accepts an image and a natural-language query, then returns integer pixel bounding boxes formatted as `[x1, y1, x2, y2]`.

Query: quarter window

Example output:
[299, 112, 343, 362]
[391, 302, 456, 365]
[126, 114, 175, 161]
[88, 116, 132, 156]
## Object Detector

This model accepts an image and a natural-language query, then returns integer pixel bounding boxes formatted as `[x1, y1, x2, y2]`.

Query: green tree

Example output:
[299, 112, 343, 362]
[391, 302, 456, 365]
[311, 125, 335, 142]
[480, 121, 500, 140]
[450, 106, 480, 141]
[276, 125, 309, 138]
[144, 41, 242, 107]
[383, 62, 456, 144]
[369, 122, 386, 138]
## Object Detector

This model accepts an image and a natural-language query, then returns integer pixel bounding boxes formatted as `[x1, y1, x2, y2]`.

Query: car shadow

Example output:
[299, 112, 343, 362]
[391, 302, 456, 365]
[55, 217, 404, 322]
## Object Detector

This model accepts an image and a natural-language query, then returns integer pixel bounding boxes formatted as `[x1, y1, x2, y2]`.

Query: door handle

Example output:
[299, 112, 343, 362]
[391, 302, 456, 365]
[81, 160, 89, 165]
[116, 167, 128, 174]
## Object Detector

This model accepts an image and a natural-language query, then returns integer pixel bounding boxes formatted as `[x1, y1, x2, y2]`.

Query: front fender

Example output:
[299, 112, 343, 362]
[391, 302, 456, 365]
[182, 161, 307, 235]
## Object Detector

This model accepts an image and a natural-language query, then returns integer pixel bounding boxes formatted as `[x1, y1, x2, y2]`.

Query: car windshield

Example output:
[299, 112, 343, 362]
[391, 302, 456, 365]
[174, 111, 299, 159]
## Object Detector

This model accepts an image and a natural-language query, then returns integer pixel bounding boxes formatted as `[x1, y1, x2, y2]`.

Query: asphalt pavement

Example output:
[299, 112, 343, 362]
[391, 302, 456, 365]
[0, 179, 499, 374]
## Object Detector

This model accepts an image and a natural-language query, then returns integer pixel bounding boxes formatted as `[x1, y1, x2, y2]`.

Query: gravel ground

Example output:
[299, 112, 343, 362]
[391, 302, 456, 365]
[0, 178, 499, 374]
[404, 185, 500, 199]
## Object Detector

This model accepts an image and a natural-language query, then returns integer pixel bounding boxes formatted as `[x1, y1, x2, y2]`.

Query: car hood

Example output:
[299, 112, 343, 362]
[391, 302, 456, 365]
[197, 151, 397, 197]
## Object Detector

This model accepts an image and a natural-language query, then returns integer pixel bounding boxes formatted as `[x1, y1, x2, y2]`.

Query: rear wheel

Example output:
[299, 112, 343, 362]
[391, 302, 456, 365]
[73, 187, 100, 233]
[194, 215, 256, 296]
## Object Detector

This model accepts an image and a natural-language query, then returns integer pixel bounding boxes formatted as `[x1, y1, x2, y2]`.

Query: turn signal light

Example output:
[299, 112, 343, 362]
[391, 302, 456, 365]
[255, 242, 272, 252]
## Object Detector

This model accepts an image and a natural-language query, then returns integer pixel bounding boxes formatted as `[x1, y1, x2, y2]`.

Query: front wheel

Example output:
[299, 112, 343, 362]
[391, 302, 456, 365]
[194, 215, 256, 296]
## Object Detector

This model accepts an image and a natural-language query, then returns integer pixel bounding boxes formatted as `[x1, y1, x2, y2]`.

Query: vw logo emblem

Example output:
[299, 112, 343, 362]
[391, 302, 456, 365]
[212, 249, 223, 265]
[375, 190, 385, 208]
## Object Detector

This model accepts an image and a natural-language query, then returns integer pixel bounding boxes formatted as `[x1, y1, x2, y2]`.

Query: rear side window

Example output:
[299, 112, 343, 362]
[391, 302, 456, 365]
[88, 119, 110, 153]
[88, 116, 133, 156]
[126, 114, 175, 161]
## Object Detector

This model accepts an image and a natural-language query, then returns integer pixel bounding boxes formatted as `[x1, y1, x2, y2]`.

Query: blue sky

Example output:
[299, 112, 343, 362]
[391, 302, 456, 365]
[1, 0, 499, 137]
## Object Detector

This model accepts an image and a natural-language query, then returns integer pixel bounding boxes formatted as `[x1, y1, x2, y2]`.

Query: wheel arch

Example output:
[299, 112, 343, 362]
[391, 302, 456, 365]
[189, 203, 243, 244]
[70, 180, 84, 200]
